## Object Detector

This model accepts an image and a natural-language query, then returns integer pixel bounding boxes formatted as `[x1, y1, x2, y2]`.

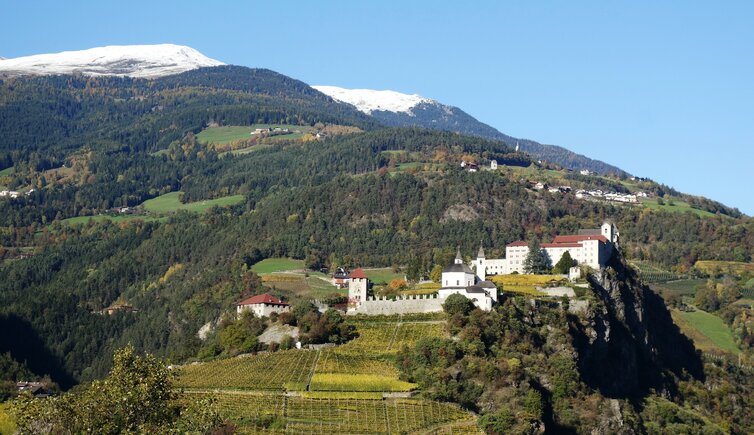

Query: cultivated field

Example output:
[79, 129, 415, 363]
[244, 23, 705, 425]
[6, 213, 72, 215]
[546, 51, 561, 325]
[175, 318, 479, 432]
[630, 261, 687, 283]
[177, 350, 318, 391]
[489, 274, 558, 296]
[695, 260, 754, 277]
[180, 391, 479, 434]
[141, 192, 245, 214]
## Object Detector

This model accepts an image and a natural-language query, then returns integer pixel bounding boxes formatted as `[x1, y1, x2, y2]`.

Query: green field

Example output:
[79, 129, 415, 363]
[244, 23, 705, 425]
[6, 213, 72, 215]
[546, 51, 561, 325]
[641, 198, 716, 218]
[251, 258, 305, 274]
[674, 310, 740, 355]
[363, 268, 405, 284]
[61, 214, 163, 225]
[653, 279, 706, 296]
[197, 124, 308, 145]
[141, 192, 245, 214]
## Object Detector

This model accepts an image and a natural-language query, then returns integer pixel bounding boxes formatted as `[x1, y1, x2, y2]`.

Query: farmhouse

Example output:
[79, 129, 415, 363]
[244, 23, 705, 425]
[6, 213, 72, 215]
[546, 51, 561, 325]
[332, 267, 350, 288]
[237, 293, 290, 317]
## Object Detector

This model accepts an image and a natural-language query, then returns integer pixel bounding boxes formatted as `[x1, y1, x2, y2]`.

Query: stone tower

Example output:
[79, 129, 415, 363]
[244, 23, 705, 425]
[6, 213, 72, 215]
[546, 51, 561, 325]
[348, 268, 369, 305]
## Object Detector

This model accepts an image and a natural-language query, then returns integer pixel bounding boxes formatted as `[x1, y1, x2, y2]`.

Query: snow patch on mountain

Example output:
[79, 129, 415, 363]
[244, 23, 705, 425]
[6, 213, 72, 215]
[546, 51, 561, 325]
[313, 85, 433, 115]
[0, 44, 224, 78]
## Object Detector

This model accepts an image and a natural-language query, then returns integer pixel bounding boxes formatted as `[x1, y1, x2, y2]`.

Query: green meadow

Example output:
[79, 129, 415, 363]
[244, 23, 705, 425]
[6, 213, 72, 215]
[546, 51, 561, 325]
[197, 124, 309, 145]
[641, 198, 716, 218]
[251, 258, 305, 274]
[675, 309, 740, 355]
[142, 192, 245, 214]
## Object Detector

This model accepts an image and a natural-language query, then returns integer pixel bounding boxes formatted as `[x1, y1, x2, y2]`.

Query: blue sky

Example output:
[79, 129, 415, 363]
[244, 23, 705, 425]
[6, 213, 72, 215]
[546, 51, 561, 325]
[2, 1, 752, 214]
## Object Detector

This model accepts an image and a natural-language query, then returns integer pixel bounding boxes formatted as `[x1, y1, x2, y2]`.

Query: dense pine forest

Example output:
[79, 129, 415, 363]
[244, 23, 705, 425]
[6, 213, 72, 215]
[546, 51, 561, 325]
[1, 66, 753, 433]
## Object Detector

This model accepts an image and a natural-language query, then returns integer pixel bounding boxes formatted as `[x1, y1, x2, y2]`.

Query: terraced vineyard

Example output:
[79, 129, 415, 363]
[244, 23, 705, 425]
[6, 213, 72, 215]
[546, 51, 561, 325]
[630, 261, 686, 283]
[177, 350, 318, 390]
[176, 320, 475, 431]
[181, 391, 479, 434]
[338, 321, 447, 356]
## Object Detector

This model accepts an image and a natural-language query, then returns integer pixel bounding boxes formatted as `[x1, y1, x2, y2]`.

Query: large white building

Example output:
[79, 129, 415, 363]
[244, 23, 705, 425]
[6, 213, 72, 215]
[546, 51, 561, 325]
[477, 222, 619, 276]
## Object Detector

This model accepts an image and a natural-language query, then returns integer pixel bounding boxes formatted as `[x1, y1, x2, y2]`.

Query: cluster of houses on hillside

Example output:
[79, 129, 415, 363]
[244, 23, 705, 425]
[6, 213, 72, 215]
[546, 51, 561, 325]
[234, 222, 621, 316]
[575, 189, 648, 204]
[251, 127, 292, 136]
[530, 180, 648, 205]
[533, 182, 572, 194]
[0, 189, 34, 199]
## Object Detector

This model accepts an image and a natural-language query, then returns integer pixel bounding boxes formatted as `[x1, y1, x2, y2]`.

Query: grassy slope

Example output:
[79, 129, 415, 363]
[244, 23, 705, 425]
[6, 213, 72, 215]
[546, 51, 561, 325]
[672, 309, 740, 355]
[251, 258, 305, 274]
[641, 198, 716, 218]
[197, 124, 309, 145]
[653, 279, 706, 296]
[141, 192, 245, 214]
[363, 268, 404, 284]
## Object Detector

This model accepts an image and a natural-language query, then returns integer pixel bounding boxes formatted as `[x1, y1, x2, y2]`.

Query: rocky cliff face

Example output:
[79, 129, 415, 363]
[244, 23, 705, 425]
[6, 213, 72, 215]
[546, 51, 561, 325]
[570, 252, 703, 398]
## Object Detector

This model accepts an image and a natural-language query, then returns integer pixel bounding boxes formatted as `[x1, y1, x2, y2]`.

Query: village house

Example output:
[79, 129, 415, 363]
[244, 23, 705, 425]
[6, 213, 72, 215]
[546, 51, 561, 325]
[332, 267, 350, 288]
[237, 293, 290, 317]
[490, 160, 498, 170]
[16, 381, 53, 398]
[100, 303, 137, 315]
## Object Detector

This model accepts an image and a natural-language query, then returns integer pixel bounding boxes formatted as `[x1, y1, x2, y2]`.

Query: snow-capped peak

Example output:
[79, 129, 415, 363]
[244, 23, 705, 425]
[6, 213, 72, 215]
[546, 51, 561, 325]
[313, 85, 434, 115]
[0, 44, 224, 78]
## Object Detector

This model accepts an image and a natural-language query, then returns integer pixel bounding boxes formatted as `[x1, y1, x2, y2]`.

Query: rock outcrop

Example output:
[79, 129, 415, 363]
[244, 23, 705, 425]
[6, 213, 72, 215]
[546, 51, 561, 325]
[569, 251, 703, 398]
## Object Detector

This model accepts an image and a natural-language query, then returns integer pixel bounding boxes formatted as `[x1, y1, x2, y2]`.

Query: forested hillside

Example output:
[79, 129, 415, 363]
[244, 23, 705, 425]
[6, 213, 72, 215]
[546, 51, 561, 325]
[0, 67, 752, 424]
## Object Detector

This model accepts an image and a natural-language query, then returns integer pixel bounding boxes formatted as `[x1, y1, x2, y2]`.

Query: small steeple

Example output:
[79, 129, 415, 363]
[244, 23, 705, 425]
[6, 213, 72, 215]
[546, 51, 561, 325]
[455, 246, 463, 264]
[477, 242, 485, 259]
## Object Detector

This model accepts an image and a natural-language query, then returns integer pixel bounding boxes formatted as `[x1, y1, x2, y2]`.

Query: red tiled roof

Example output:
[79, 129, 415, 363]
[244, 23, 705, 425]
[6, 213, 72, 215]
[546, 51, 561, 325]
[349, 268, 367, 279]
[541, 243, 583, 248]
[552, 235, 608, 243]
[506, 241, 528, 247]
[237, 293, 288, 306]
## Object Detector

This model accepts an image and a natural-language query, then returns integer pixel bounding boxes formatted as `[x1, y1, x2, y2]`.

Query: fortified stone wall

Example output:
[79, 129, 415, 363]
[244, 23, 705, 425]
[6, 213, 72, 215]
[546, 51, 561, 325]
[348, 294, 444, 315]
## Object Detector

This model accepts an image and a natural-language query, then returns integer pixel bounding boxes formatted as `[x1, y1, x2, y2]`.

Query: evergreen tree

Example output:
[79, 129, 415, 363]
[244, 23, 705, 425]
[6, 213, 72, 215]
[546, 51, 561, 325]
[552, 251, 576, 274]
[524, 238, 551, 274]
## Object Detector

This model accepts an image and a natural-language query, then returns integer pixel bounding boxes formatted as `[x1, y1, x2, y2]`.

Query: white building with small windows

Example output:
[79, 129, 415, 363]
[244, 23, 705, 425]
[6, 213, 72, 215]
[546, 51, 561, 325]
[476, 222, 619, 276]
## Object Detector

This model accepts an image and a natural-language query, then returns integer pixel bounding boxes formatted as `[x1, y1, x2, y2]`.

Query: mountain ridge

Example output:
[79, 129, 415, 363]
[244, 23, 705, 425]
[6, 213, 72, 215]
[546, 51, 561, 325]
[0, 44, 224, 78]
[315, 85, 626, 175]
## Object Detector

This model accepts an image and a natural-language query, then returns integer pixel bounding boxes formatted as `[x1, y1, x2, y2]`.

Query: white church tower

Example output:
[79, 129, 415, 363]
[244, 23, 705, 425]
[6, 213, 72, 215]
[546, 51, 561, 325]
[601, 221, 619, 245]
[475, 243, 486, 282]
